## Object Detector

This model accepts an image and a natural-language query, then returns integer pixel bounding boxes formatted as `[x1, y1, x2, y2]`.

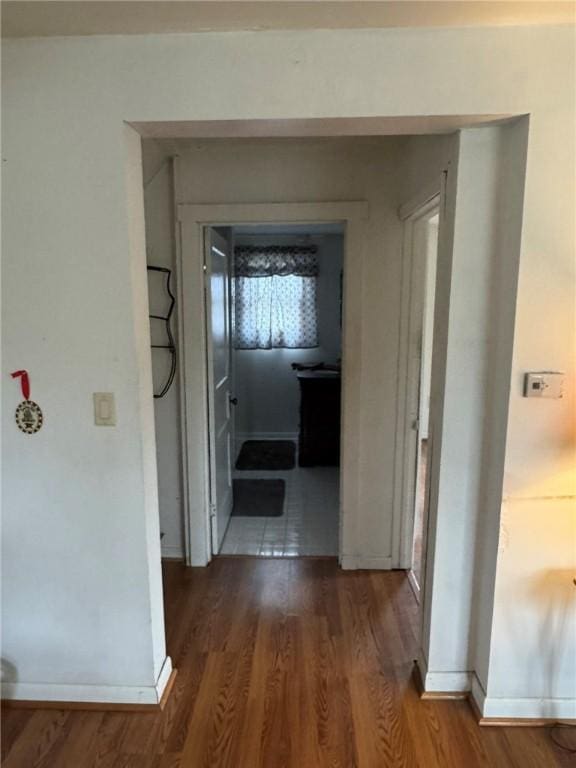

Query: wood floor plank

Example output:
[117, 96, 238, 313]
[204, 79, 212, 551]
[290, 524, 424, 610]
[2, 559, 569, 767]
[44, 712, 104, 768]
[0, 708, 33, 760]
[1, 710, 70, 768]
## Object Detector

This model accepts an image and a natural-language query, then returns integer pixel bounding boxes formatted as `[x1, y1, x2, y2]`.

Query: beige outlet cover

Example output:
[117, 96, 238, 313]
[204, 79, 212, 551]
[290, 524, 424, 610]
[93, 392, 116, 426]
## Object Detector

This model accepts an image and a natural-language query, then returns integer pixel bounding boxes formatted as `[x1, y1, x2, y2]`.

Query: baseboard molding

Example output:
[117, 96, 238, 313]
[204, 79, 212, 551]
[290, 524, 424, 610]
[413, 662, 576, 725]
[2, 656, 176, 712]
[161, 544, 185, 560]
[476, 714, 576, 727]
[340, 555, 393, 570]
[412, 661, 468, 700]
[481, 698, 576, 722]
[470, 671, 487, 714]
[155, 655, 175, 706]
[157, 667, 178, 711]
[470, 673, 576, 723]
[414, 655, 471, 697]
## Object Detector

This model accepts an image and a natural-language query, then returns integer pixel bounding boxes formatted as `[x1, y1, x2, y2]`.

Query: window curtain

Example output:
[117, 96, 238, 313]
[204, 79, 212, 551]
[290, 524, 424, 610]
[234, 245, 319, 349]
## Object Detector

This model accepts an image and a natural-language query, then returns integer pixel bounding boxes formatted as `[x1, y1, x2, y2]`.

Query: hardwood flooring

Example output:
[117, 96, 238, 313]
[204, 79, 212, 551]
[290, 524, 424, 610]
[2, 558, 572, 767]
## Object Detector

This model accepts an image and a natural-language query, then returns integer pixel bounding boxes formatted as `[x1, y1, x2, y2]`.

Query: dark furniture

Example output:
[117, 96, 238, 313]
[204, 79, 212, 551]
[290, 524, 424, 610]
[297, 371, 341, 466]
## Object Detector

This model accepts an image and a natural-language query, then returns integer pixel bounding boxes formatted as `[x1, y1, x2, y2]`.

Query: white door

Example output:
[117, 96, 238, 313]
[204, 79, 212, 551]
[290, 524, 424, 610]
[205, 228, 234, 553]
[410, 213, 439, 595]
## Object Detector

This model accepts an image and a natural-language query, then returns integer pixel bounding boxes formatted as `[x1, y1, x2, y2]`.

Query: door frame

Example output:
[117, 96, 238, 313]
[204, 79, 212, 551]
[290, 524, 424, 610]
[392, 180, 443, 571]
[176, 201, 368, 566]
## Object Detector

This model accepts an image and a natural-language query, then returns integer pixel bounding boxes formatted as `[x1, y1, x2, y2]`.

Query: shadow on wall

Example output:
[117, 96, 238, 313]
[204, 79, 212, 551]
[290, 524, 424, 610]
[1, 658, 18, 697]
[500, 569, 576, 717]
[531, 568, 576, 713]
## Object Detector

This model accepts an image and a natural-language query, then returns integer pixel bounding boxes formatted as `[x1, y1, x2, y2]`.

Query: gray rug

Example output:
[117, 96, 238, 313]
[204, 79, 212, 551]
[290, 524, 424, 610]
[235, 440, 296, 471]
[232, 479, 285, 517]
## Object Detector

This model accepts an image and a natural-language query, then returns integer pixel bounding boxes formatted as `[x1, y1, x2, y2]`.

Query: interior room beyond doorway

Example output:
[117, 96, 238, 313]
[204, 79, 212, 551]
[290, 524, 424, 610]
[220, 222, 344, 557]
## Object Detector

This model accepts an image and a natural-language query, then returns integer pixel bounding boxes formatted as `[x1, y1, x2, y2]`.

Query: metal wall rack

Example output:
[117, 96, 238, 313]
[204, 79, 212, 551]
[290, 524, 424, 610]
[147, 265, 176, 399]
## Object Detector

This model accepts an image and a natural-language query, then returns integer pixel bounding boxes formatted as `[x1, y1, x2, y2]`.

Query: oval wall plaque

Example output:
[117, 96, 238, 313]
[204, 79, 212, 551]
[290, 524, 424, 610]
[15, 400, 44, 434]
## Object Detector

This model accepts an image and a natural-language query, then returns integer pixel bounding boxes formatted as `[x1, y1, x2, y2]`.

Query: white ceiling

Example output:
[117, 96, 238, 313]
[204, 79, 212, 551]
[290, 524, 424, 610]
[3, 1, 574, 38]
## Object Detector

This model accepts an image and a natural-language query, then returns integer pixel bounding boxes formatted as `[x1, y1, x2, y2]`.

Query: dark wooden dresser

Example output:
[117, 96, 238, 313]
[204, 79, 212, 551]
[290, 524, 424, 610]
[297, 371, 341, 466]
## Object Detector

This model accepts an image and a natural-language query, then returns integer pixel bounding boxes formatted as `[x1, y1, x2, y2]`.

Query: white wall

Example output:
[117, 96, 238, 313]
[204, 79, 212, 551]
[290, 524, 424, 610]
[484, 498, 575, 718]
[419, 126, 526, 694]
[1, 122, 170, 703]
[233, 232, 343, 441]
[3, 25, 574, 714]
[478, 116, 576, 717]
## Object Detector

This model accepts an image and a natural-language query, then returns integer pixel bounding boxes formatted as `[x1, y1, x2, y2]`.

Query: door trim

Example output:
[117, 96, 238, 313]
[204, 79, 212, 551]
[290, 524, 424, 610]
[176, 202, 368, 567]
[392, 189, 442, 571]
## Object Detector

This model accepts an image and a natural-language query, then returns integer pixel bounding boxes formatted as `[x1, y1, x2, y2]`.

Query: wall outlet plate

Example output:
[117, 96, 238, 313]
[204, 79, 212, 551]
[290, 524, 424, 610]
[523, 372, 564, 399]
[93, 392, 116, 425]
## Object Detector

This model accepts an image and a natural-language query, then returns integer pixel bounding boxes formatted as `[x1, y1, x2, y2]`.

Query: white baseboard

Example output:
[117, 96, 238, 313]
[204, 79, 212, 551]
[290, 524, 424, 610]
[423, 671, 472, 694]
[161, 544, 184, 560]
[416, 651, 472, 693]
[189, 556, 210, 567]
[470, 671, 487, 712]
[155, 656, 174, 703]
[416, 657, 576, 721]
[481, 697, 576, 720]
[470, 672, 576, 720]
[2, 655, 173, 706]
[340, 555, 392, 570]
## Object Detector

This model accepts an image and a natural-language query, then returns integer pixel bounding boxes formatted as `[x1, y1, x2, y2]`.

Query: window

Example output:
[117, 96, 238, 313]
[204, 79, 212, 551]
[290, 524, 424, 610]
[234, 245, 319, 350]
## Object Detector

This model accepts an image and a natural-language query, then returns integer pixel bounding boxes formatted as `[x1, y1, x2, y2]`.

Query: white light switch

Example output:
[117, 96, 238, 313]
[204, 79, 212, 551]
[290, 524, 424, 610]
[523, 372, 564, 399]
[93, 392, 116, 426]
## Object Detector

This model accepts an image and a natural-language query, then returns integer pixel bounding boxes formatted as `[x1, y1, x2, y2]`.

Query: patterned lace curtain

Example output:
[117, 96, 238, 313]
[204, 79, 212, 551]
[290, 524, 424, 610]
[234, 245, 319, 350]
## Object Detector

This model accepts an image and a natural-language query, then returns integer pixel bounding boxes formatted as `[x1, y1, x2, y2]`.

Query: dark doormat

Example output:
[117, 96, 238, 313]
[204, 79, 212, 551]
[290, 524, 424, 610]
[235, 440, 296, 471]
[232, 479, 285, 517]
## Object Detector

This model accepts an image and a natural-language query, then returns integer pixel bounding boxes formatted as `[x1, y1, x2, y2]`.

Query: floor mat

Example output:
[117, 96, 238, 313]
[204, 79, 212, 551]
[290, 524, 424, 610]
[235, 440, 296, 471]
[232, 479, 286, 517]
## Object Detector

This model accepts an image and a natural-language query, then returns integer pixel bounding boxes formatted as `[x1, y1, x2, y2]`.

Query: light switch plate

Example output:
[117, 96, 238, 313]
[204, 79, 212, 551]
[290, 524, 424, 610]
[523, 372, 564, 399]
[93, 392, 116, 426]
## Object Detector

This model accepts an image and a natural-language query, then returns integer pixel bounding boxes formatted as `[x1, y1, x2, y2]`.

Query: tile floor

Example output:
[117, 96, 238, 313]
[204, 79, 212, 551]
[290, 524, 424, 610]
[219, 460, 340, 557]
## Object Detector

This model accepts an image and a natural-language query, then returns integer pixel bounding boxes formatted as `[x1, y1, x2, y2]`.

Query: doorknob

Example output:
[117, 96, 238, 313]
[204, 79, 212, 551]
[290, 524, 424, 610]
[229, 396, 238, 406]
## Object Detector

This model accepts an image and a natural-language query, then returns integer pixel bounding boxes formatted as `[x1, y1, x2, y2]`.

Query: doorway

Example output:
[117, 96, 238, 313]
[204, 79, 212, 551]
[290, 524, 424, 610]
[209, 222, 344, 557]
[177, 202, 366, 567]
[139, 123, 529, 713]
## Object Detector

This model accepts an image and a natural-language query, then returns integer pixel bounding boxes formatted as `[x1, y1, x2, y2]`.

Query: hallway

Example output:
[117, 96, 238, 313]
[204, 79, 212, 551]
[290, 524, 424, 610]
[1, 559, 568, 767]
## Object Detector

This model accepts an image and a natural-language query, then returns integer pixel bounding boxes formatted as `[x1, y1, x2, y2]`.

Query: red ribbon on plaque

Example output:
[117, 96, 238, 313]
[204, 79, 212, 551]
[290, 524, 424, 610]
[11, 370, 31, 400]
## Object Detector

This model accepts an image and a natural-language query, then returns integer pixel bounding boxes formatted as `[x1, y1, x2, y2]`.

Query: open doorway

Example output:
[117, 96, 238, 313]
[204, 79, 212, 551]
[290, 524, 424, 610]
[138, 123, 530, 719]
[176, 200, 365, 568]
[206, 222, 344, 558]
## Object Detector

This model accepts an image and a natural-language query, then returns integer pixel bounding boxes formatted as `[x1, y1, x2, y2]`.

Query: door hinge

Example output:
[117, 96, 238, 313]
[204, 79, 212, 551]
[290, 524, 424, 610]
[412, 418, 420, 431]
[209, 503, 217, 518]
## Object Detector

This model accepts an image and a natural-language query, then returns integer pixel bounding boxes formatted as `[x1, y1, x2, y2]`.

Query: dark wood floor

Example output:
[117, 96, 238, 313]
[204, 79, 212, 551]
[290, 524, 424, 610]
[2, 558, 571, 767]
